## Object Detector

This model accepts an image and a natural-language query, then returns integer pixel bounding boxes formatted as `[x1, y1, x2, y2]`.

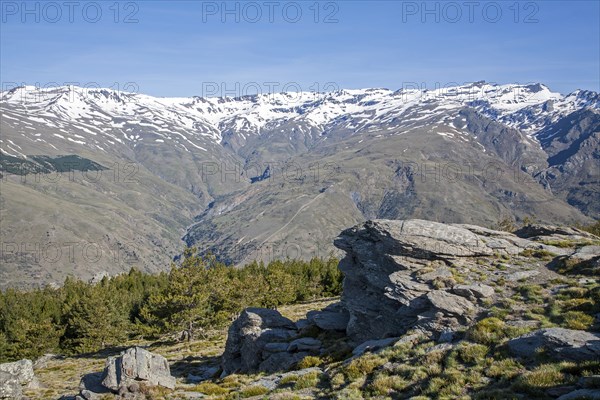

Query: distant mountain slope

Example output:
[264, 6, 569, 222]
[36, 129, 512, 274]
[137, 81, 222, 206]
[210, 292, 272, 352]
[0, 82, 597, 287]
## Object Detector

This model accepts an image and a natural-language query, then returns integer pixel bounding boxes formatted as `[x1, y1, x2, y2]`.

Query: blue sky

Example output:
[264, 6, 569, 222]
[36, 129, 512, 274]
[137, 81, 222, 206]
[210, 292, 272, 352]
[1, 1, 599, 97]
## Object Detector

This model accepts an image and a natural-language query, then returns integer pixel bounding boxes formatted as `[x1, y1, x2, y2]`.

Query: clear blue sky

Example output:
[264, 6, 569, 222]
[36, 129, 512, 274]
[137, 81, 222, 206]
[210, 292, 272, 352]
[1, 1, 599, 97]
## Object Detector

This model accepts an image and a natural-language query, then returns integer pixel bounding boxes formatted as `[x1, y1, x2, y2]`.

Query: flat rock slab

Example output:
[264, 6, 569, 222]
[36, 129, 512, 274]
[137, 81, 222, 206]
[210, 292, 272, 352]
[306, 309, 349, 331]
[427, 290, 475, 317]
[508, 328, 600, 361]
[506, 270, 540, 281]
[453, 284, 495, 299]
[335, 219, 493, 259]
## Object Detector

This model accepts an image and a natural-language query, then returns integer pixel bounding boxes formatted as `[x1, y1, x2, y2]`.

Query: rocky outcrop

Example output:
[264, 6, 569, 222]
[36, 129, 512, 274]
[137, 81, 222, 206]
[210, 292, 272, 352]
[220, 219, 599, 375]
[0, 372, 21, 400]
[221, 308, 302, 375]
[332, 219, 592, 343]
[102, 347, 175, 391]
[508, 328, 600, 361]
[0, 359, 38, 399]
[77, 347, 175, 399]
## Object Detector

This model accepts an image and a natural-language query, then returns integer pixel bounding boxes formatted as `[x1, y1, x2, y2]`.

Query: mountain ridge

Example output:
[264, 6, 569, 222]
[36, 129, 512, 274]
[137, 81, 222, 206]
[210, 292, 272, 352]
[0, 81, 598, 287]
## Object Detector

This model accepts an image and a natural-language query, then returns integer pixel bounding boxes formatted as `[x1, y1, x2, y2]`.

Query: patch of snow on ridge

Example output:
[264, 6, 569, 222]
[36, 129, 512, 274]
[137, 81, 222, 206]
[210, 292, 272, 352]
[1, 83, 598, 146]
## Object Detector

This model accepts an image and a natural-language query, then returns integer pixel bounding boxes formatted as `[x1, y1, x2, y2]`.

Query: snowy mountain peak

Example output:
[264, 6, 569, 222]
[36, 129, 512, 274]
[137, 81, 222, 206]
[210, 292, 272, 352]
[1, 83, 597, 157]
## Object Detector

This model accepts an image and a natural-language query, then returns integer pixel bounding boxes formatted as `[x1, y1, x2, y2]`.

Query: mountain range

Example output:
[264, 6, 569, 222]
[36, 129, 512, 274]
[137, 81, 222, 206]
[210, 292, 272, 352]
[0, 81, 598, 288]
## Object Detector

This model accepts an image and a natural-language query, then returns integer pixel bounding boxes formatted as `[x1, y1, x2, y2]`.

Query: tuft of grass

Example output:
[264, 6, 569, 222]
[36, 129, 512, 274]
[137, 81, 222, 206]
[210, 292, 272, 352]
[468, 317, 531, 346]
[368, 373, 408, 396]
[240, 385, 269, 398]
[513, 363, 577, 393]
[562, 311, 594, 330]
[293, 371, 321, 390]
[457, 343, 489, 365]
[279, 374, 299, 385]
[540, 240, 575, 248]
[297, 355, 322, 369]
[192, 382, 230, 395]
[486, 358, 524, 379]
[519, 249, 556, 260]
[343, 354, 386, 380]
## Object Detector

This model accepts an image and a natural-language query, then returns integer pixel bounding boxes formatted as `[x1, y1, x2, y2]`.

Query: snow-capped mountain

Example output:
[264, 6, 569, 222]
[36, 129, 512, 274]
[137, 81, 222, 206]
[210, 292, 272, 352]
[1, 81, 598, 288]
[2, 82, 595, 158]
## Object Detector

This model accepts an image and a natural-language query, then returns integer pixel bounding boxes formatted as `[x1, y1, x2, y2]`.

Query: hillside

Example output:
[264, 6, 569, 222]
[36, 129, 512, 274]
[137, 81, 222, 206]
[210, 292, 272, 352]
[1, 83, 598, 287]
[1, 219, 598, 400]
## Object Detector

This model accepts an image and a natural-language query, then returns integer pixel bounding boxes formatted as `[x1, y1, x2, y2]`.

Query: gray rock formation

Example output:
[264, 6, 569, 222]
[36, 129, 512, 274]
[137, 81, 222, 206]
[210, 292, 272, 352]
[452, 284, 495, 299]
[0, 359, 38, 398]
[508, 328, 600, 361]
[0, 371, 21, 400]
[101, 347, 175, 392]
[332, 219, 595, 343]
[334, 220, 492, 342]
[306, 303, 350, 331]
[221, 308, 298, 375]
[0, 359, 37, 388]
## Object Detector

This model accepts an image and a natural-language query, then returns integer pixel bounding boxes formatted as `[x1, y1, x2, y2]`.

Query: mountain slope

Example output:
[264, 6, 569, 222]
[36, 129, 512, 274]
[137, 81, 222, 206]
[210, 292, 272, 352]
[0, 82, 597, 286]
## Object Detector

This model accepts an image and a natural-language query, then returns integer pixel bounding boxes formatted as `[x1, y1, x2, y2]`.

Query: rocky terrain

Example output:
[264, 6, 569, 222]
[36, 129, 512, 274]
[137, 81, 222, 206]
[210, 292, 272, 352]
[1, 83, 599, 287]
[2, 219, 599, 399]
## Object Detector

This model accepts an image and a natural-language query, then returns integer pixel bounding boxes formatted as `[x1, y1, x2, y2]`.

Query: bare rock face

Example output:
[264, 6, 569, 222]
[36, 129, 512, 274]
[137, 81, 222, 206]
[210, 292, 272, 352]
[220, 218, 599, 374]
[334, 220, 495, 342]
[0, 359, 38, 399]
[101, 347, 175, 392]
[331, 219, 576, 343]
[0, 359, 37, 388]
[221, 308, 299, 375]
[0, 371, 21, 400]
[508, 328, 600, 361]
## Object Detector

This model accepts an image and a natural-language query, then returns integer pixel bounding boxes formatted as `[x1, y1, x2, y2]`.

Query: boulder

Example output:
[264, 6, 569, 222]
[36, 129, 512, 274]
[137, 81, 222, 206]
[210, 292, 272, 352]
[333, 220, 490, 342]
[508, 328, 600, 361]
[329, 219, 600, 344]
[306, 303, 349, 331]
[0, 359, 37, 389]
[221, 308, 298, 375]
[0, 371, 21, 400]
[571, 245, 600, 261]
[565, 246, 600, 273]
[101, 347, 175, 392]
